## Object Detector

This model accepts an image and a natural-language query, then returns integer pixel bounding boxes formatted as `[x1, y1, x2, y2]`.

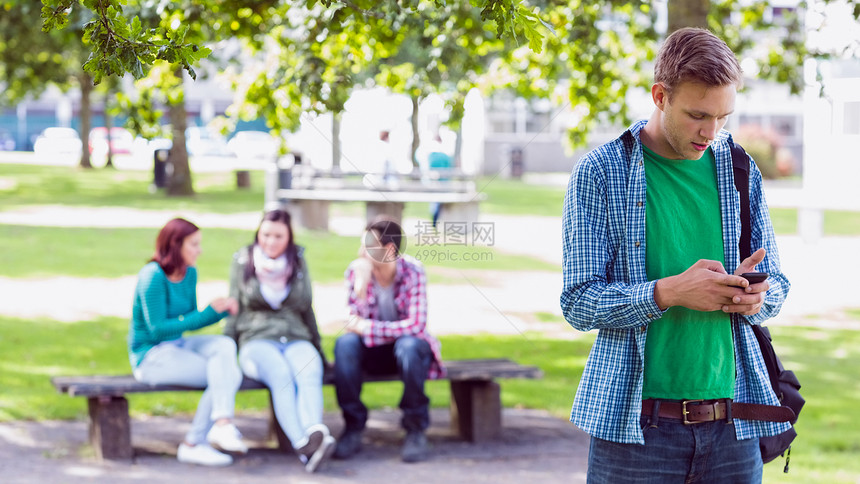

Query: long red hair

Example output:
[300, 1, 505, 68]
[151, 218, 199, 276]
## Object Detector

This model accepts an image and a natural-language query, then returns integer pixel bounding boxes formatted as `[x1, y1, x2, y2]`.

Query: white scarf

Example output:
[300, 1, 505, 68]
[253, 245, 292, 309]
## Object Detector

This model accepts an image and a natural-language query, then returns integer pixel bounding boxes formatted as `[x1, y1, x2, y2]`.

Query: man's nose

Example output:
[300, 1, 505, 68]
[701, 120, 718, 140]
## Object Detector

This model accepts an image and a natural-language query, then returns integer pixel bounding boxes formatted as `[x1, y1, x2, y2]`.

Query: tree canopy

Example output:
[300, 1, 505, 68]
[5, 0, 857, 195]
[37, 0, 548, 84]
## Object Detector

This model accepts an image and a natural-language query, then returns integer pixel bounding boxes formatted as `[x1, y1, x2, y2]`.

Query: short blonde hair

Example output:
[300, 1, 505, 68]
[655, 28, 743, 95]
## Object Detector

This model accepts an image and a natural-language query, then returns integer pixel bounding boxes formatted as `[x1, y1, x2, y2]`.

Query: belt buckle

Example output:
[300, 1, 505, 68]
[682, 399, 705, 425]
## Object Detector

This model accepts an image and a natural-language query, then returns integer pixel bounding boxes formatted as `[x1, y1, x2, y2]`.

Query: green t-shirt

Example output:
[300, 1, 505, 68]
[641, 146, 735, 400]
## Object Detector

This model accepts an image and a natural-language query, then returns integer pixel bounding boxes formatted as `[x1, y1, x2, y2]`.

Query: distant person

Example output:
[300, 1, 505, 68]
[128, 218, 245, 467]
[378, 129, 399, 189]
[224, 209, 335, 473]
[425, 134, 453, 227]
[333, 218, 444, 463]
[560, 28, 792, 482]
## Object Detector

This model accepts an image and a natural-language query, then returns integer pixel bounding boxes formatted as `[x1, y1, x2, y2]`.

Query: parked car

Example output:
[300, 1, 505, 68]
[185, 126, 230, 157]
[227, 130, 279, 160]
[0, 129, 15, 151]
[33, 127, 82, 159]
[89, 127, 134, 155]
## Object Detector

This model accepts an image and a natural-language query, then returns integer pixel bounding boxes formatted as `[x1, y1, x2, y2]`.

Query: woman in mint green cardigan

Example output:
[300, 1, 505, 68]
[128, 218, 244, 467]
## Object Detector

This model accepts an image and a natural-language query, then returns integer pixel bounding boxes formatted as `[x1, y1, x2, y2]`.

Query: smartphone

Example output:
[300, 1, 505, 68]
[731, 272, 768, 289]
[741, 272, 768, 284]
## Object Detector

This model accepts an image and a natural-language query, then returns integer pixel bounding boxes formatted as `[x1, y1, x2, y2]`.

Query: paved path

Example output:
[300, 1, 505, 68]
[0, 408, 588, 483]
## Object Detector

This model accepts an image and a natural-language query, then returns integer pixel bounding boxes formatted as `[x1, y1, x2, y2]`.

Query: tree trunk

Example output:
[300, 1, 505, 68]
[104, 95, 114, 168]
[410, 94, 420, 170]
[166, 69, 193, 196]
[453, 124, 463, 170]
[667, 0, 710, 33]
[331, 112, 341, 174]
[78, 73, 93, 169]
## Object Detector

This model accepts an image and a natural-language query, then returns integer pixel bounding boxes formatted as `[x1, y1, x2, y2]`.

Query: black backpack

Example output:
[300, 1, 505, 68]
[730, 142, 805, 472]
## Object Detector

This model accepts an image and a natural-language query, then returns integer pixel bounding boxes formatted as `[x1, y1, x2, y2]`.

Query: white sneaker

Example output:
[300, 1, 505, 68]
[177, 443, 233, 466]
[302, 435, 336, 473]
[207, 423, 249, 454]
[294, 423, 330, 458]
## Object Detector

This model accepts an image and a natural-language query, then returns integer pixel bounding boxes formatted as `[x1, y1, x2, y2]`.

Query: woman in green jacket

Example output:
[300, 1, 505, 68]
[225, 209, 334, 473]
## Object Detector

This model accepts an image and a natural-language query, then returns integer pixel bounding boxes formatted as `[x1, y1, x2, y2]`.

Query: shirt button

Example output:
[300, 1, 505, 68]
[635, 241, 641, 247]
[637, 201, 643, 207]
[641, 326, 647, 332]
[639, 161, 643, 166]
[646, 314, 654, 319]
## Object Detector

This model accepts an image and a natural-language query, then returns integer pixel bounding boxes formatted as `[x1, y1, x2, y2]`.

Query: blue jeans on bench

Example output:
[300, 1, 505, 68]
[238, 339, 324, 446]
[133, 335, 242, 445]
[334, 333, 432, 433]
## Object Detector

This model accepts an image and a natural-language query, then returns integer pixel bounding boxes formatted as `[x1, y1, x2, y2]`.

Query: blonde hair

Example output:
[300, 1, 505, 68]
[655, 28, 743, 95]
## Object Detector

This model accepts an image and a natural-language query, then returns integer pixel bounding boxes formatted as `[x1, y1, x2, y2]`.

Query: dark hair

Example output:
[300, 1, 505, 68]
[244, 209, 300, 283]
[151, 218, 199, 277]
[366, 216, 403, 255]
[655, 27, 743, 95]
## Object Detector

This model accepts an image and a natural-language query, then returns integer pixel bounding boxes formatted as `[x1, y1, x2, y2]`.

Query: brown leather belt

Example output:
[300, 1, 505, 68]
[641, 399, 795, 425]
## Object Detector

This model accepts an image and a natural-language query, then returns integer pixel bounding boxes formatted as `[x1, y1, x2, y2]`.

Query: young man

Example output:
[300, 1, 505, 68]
[333, 218, 445, 463]
[560, 28, 792, 483]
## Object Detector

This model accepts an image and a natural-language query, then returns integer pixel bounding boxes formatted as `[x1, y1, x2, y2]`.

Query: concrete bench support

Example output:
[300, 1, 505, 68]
[288, 199, 331, 231]
[366, 201, 405, 225]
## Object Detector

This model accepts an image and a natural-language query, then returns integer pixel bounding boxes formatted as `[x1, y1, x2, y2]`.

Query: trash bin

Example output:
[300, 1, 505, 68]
[264, 153, 295, 211]
[510, 147, 524, 178]
[153, 148, 169, 188]
[235, 170, 251, 189]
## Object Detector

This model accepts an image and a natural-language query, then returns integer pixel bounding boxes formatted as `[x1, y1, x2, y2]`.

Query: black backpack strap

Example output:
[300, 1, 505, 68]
[730, 141, 752, 262]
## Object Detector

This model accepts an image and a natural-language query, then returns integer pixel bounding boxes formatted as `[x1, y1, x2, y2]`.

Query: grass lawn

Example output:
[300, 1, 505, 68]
[0, 225, 556, 283]
[0, 164, 266, 214]
[1, 314, 858, 482]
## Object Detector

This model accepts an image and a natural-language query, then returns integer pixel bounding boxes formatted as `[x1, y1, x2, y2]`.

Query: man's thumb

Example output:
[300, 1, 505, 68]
[740, 248, 766, 272]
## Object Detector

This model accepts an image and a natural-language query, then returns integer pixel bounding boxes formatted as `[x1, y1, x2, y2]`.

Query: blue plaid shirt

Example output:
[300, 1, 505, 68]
[561, 120, 791, 444]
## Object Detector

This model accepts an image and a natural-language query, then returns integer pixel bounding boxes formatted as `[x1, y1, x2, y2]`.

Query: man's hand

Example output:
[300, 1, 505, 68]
[345, 314, 371, 335]
[653, 259, 751, 312]
[351, 258, 373, 301]
[723, 248, 769, 315]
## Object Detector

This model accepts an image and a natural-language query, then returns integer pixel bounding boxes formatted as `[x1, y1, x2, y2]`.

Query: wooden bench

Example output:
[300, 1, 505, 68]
[52, 358, 542, 461]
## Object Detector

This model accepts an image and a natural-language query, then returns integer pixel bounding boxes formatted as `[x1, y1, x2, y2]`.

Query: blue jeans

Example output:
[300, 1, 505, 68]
[133, 335, 242, 445]
[238, 339, 324, 446]
[334, 333, 432, 433]
[587, 415, 762, 484]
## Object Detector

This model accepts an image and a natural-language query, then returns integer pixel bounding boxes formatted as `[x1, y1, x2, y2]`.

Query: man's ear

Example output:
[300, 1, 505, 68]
[652, 83, 668, 110]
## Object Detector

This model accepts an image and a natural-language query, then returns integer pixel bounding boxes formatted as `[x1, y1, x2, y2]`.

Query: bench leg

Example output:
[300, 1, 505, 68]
[287, 200, 330, 231]
[449, 380, 501, 442]
[366, 201, 405, 225]
[87, 396, 133, 461]
[438, 201, 480, 226]
[267, 392, 292, 452]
